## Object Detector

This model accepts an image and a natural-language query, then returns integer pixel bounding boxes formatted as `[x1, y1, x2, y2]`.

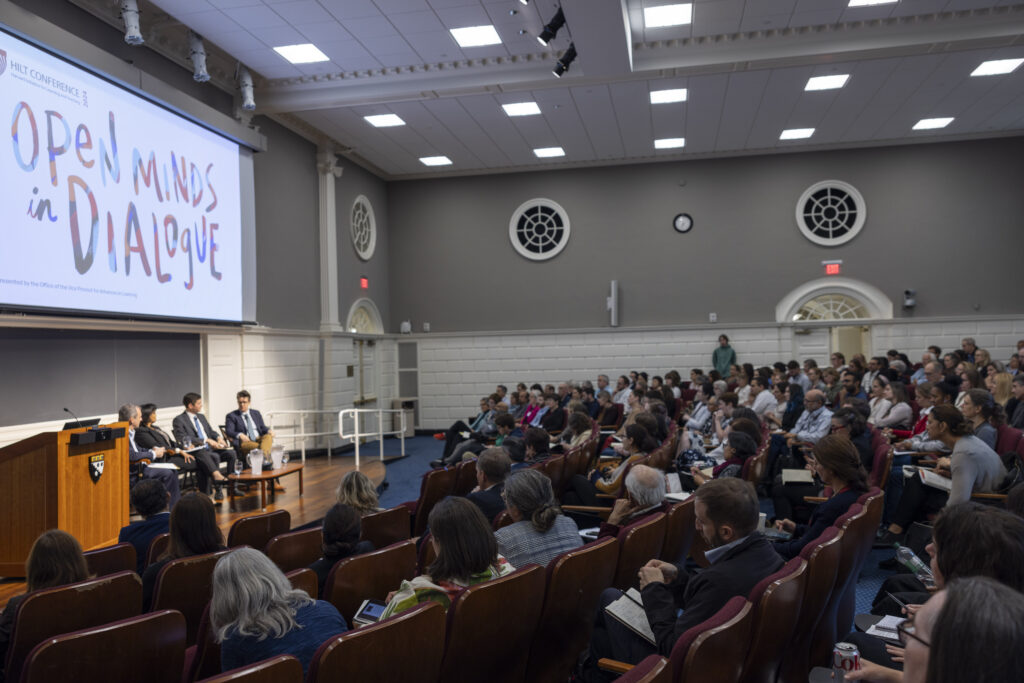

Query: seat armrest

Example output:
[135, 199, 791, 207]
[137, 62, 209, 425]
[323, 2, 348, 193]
[598, 659, 634, 675]
[561, 505, 612, 520]
[803, 496, 827, 504]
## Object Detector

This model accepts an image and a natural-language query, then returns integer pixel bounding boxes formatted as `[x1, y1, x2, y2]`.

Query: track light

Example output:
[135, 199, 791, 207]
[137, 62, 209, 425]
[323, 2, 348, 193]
[119, 0, 144, 45]
[188, 32, 210, 83]
[552, 43, 576, 78]
[238, 66, 255, 111]
[537, 8, 565, 46]
[518, 0, 529, 5]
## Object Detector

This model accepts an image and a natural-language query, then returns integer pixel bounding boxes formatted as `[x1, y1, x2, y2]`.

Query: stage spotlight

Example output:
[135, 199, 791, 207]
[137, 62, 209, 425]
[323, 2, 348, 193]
[119, 0, 144, 45]
[238, 66, 256, 111]
[188, 32, 210, 83]
[552, 43, 576, 78]
[537, 8, 565, 46]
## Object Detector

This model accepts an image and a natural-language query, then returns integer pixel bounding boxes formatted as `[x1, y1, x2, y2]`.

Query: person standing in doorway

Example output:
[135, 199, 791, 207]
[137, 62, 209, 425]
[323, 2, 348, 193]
[713, 335, 737, 380]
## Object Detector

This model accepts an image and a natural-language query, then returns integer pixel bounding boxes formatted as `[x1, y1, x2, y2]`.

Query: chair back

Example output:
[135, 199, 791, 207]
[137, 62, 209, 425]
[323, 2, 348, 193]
[526, 537, 619, 683]
[835, 489, 884, 635]
[615, 655, 671, 683]
[741, 557, 808, 683]
[418, 533, 439, 574]
[227, 510, 291, 550]
[147, 532, 170, 568]
[265, 527, 323, 573]
[440, 565, 546, 683]
[4, 571, 142, 683]
[612, 512, 667, 591]
[492, 510, 514, 531]
[647, 443, 674, 472]
[151, 549, 232, 646]
[809, 505, 863, 668]
[285, 567, 318, 597]
[361, 506, 411, 548]
[660, 500, 696, 565]
[182, 603, 220, 683]
[83, 542, 137, 577]
[453, 458, 478, 496]
[869, 427, 886, 454]
[869, 444, 894, 489]
[996, 424, 1023, 455]
[669, 597, 754, 683]
[323, 540, 417, 624]
[20, 610, 185, 683]
[413, 467, 457, 536]
[198, 655, 303, 683]
[307, 602, 445, 683]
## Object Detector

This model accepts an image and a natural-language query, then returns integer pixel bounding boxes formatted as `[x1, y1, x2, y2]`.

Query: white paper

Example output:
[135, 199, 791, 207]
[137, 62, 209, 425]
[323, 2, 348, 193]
[666, 492, 691, 502]
[146, 462, 179, 470]
[605, 588, 656, 645]
[866, 615, 905, 642]
[782, 469, 814, 484]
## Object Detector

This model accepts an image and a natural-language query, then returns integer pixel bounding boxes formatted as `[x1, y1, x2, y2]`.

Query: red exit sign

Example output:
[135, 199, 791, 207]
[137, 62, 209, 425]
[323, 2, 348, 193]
[823, 260, 842, 276]
[360, 277, 369, 289]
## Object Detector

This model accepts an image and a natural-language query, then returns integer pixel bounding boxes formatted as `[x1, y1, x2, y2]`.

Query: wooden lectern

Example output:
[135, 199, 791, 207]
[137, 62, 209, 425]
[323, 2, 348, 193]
[0, 423, 130, 577]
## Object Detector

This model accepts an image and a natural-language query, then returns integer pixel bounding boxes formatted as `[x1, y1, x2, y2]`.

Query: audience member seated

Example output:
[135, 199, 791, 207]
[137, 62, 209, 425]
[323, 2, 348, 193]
[872, 380, 913, 430]
[134, 403, 198, 474]
[552, 412, 594, 453]
[172, 392, 237, 501]
[892, 381, 957, 454]
[772, 434, 869, 559]
[334, 470, 381, 516]
[119, 478, 171, 574]
[224, 390, 275, 474]
[0, 530, 91, 676]
[987, 371, 1013, 407]
[441, 411, 522, 467]
[761, 388, 831, 484]
[308, 504, 374, 597]
[889, 382, 933, 442]
[539, 393, 567, 432]
[578, 478, 782, 678]
[688, 430, 757, 487]
[1007, 374, 1024, 429]
[380, 497, 513, 618]
[878, 405, 1007, 546]
[564, 425, 657, 506]
[867, 375, 895, 425]
[510, 427, 552, 472]
[142, 492, 226, 610]
[680, 382, 713, 432]
[121, 403, 182, 507]
[711, 393, 739, 443]
[212, 548, 348, 677]
[749, 376, 778, 420]
[594, 391, 619, 429]
[822, 367, 842, 406]
[961, 388, 1003, 450]
[594, 465, 669, 540]
[839, 370, 868, 403]
[466, 447, 511, 523]
[434, 395, 497, 465]
[508, 389, 527, 421]
[520, 389, 543, 427]
[495, 469, 582, 567]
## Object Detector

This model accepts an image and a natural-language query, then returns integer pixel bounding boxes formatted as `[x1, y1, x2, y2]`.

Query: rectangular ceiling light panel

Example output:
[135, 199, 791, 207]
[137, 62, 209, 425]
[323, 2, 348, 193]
[364, 114, 406, 127]
[450, 25, 502, 47]
[420, 156, 452, 166]
[644, 4, 693, 28]
[971, 58, 1024, 76]
[780, 128, 815, 139]
[650, 88, 688, 104]
[912, 117, 953, 130]
[273, 43, 330, 64]
[533, 147, 565, 158]
[654, 138, 686, 149]
[502, 102, 541, 116]
[805, 75, 850, 90]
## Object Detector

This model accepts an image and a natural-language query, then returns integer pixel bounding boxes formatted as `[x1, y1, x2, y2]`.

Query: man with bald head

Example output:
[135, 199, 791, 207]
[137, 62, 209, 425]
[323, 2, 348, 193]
[594, 464, 669, 539]
[761, 389, 833, 486]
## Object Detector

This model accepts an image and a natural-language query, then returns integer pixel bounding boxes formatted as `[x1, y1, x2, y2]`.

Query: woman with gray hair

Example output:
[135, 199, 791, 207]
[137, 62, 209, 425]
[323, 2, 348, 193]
[495, 469, 582, 568]
[211, 547, 348, 676]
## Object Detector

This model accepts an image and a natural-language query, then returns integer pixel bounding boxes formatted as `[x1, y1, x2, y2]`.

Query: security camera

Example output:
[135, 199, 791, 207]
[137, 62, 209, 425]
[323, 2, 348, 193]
[903, 289, 916, 309]
[120, 0, 144, 45]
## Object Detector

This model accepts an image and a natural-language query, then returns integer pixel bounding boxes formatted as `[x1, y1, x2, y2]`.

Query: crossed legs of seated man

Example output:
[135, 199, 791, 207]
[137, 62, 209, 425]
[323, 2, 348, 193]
[193, 447, 237, 499]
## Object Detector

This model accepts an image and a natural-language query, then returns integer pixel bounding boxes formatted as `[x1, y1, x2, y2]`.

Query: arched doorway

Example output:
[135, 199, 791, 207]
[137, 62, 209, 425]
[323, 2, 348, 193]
[346, 298, 383, 409]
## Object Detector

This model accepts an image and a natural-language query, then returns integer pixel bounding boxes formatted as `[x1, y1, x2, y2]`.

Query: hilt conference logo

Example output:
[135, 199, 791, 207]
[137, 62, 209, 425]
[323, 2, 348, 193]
[0, 49, 8, 76]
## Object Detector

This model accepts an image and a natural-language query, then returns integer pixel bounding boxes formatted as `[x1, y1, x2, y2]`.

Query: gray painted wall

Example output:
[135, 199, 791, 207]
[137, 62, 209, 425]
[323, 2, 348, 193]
[387, 137, 1024, 332]
[336, 161, 391, 331]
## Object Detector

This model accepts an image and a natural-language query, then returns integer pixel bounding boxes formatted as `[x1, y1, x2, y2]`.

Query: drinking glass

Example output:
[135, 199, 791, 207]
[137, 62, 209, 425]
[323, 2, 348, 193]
[234, 459, 244, 476]
[281, 451, 290, 465]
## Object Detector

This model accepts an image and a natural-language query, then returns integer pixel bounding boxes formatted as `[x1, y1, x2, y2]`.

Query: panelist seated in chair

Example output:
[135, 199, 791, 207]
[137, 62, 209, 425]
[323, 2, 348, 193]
[134, 403, 198, 475]
[121, 403, 182, 508]
[225, 389, 284, 492]
[172, 392, 236, 502]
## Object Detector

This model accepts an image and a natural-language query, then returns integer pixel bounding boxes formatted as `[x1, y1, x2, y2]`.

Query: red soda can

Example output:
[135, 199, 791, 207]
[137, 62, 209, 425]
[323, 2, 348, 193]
[832, 642, 860, 683]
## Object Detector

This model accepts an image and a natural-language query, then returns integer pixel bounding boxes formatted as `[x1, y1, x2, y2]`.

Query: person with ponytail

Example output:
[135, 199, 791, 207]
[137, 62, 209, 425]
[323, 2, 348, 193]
[878, 404, 1007, 545]
[495, 468, 582, 568]
[960, 388, 1004, 451]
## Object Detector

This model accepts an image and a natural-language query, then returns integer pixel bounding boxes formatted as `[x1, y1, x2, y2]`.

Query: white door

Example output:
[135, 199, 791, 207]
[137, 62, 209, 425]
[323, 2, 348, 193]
[791, 327, 830, 366]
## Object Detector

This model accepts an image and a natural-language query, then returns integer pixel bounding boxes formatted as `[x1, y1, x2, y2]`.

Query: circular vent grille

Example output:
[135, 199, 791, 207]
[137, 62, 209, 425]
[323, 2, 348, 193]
[509, 198, 570, 261]
[795, 180, 865, 247]
[351, 195, 376, 261]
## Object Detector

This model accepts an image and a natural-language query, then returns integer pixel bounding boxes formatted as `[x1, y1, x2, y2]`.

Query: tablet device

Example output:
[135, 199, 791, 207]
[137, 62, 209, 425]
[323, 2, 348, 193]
[353, 599, 389, 627]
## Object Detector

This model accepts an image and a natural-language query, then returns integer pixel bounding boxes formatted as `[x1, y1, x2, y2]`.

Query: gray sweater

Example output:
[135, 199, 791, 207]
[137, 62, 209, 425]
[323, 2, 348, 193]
[948, 435, 1006, 506]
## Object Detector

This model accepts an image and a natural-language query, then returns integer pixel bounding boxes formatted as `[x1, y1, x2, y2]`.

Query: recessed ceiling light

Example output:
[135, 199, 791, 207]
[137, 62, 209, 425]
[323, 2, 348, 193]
[654, 138, 686, 149]
[533, 147, 565, 158]
[912, 117, 953, 130]
[971, 58, 1024, 77]
[780, 128, 815, 140]
[805, 75, 850, 91]
[420, 156, 452, 166]
[450, 25, 502, 48]
[848, 0, 898, 7]
[650, 88, 688, 104]
[644, 4, 693, 28]
[502, 102, 541, 117]
[273, 43, 329, 64]
[364, 114, 405, 127]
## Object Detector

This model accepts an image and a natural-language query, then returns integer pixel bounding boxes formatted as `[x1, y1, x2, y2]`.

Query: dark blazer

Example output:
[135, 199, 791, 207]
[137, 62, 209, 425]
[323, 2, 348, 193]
[118, 512, 170, 574]
[136, 425, 177, 451]
[172, 411, 219, 446]
[225, 409, 269, 445]
[774, 488, 861, 560]
[541, 408, 566, 433]
[466, 483, 505, 523]
[641, 534, 784, 656]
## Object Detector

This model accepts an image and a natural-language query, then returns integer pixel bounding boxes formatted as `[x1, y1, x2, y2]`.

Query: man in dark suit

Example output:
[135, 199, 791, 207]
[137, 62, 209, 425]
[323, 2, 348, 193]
[120, 403, 181, 508]
[118, 478, 170, 574]
[580, 478, 783, 678]
[171, 392, 236, 501]
[465, 448, 511, 523]
[225, 389, 283, 492]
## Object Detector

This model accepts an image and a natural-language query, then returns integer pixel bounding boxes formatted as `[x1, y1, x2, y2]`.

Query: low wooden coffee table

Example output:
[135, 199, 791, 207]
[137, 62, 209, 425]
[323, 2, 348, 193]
[228, 462, 304, 510]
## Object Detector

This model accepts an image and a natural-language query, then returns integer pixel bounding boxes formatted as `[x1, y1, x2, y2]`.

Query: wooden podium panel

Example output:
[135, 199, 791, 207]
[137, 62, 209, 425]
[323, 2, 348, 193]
[0, 424, 129, 577]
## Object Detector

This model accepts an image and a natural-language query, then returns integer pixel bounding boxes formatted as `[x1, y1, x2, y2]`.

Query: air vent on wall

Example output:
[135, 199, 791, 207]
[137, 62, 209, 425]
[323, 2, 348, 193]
[795, 180, 866, 247]
[351, 195, 377, 261]
[508, 198, 571, 261]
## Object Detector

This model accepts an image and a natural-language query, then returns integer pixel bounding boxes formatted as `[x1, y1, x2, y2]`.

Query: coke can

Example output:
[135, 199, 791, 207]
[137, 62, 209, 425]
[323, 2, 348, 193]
[832, 642, 860, 683]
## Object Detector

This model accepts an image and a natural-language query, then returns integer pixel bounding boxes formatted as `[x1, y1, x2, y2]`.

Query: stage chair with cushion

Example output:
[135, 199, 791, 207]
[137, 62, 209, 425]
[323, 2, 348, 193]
[614, 655, 671, 683]
[226, 509, 291, 550]
[264, 527, 323, 573]
[307, 602, 445, 683]
[147, 532, 170, 568]
[439, 565, 546, 683]
[612, 512, 667, 591]
[740, 557, 808, 683]
[402, 467, 457, 537]
[20, 610, 185, 683]
[285, 567, 318, 597]
[83, 541, 136, 577]
[182, 604, 220, 683]
[526, 537, 619, 683]
[197, 655, 303, 683]
[323, 539, 418, 624]
[660, 499, 696, 565]
[3, 570, 143, 683]
[360, 505, 411, 548]
[150, 549, 232, 646]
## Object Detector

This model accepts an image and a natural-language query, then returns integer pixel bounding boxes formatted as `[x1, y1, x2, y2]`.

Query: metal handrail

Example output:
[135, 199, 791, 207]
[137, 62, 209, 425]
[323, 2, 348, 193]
[338, 408, 408, 470]
[266, 409, 343, 464]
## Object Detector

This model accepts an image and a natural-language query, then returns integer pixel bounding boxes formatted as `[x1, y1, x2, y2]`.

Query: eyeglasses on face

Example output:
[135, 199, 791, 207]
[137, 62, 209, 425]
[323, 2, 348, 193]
[897, 620, 930, 648]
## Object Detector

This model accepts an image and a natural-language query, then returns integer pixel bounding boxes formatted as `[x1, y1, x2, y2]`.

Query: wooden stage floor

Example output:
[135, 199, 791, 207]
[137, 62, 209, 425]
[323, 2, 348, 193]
[0, 456, 386, 609]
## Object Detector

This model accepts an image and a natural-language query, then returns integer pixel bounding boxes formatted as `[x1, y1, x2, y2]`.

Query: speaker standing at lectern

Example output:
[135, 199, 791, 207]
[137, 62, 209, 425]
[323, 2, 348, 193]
[119, 403, 181, 507]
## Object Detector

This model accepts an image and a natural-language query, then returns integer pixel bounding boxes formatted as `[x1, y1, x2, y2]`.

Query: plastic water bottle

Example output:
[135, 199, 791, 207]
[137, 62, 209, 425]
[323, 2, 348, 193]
[894, 543, 935, 588]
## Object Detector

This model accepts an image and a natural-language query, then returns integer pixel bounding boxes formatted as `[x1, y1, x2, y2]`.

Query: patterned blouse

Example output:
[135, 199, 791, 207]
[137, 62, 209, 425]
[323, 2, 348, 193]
[380, 556, 515, 619]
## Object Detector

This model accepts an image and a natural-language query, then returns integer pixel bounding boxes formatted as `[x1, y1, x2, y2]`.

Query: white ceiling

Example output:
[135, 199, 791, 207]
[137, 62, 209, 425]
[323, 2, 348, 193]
[138, 0, 1024, 178]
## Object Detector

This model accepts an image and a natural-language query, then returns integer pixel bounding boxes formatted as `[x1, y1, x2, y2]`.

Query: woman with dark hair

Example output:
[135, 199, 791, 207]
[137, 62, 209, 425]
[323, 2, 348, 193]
[961, 389, 1004, 450]
[495, 469, 581, 567]
[874, 381, 913, 430]
[878, 405, 1006, 545]
[565, 424, 657, 507]
[735, 370, 753, 406]
[553, 411, 594, 453]
[867, 375, 893, 425]
[142, 492, 225, 610]
[772, 435, 869, 559]
[380, 497, 512, 618]
[681, 383, 714, 432]
[134, 403, 197, 473]
[688, 430, 758, 486]
[308, 504, 375, 596]
[0, 530, 91, 671]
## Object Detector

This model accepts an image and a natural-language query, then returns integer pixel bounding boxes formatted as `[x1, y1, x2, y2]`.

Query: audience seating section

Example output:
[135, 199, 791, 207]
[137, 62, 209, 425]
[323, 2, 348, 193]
[226, 510, 291, 551]
[285, 567, 318, 597]
[264, 527, 323, 573]
[150, 548, 232, 646]
[197, 655, 304, 683]
[147, 532, 170, 567]
[808, 505, 864, 669]
[740, 557, 808, 683]
[83, 542, 137, 578]
[182, 604, 220, 683]
[660, 500, 696, 565]
[403, 467, 457, 537]
[453, 459, 478, 496]
[614, 655, 671, 683]
[612, 512, 667, 591]
[360, 506, 412, 548]
[324, 539, 418, 624]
